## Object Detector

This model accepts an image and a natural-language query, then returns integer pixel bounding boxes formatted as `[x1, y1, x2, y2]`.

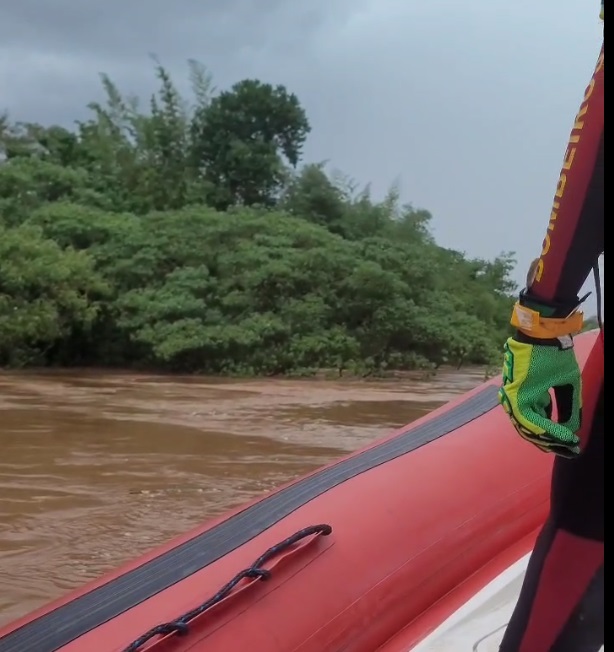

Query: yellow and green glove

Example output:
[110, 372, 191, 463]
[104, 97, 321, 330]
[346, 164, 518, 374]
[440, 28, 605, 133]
[498, 292, 585, 459]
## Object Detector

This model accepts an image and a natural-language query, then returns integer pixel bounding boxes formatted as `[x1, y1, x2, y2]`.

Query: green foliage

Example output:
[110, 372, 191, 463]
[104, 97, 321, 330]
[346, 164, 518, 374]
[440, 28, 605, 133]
[0, 60, 517, 375]
[0, 223, 108, 366]
[193, 79, 310, 210]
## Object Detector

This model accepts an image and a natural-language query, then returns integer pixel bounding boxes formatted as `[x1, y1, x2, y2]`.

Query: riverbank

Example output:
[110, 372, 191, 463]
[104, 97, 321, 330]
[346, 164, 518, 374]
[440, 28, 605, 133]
[0, 361, 499, 383]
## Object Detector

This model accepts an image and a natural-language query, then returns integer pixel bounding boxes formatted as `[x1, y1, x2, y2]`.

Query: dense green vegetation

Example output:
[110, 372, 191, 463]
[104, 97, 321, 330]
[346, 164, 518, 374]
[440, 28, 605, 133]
[0, 61, 520, 376]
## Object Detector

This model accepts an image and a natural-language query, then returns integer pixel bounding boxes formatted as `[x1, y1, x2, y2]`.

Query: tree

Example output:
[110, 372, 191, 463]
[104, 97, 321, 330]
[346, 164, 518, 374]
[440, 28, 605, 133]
[0, 157, 107, 226]
[281, 163, 347, 230]
[0, 224, 108, 366]
[191, 79, 311, 209]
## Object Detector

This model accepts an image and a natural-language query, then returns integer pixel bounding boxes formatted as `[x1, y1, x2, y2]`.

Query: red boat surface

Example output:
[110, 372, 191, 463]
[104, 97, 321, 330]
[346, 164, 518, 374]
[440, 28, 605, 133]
[0, 330, 602, 652]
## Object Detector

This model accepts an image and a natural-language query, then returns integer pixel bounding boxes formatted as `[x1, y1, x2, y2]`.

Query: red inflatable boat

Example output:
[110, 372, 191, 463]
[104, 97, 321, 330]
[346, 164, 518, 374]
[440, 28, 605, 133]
[0, 331, 602, 652]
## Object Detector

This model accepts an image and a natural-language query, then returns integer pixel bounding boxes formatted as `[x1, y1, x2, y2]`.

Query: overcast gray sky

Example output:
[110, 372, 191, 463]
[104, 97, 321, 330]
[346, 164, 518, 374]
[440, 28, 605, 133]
[0, 0, 603, 302]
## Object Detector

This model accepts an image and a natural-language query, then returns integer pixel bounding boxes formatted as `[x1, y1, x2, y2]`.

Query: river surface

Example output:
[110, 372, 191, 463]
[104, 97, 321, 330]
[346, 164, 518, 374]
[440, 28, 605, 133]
[0, 368, 486, 628]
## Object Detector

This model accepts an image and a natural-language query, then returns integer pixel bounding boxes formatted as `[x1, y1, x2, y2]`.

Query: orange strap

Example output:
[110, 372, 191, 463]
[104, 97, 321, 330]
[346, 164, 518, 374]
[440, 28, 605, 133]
[510, 302, 584, 339]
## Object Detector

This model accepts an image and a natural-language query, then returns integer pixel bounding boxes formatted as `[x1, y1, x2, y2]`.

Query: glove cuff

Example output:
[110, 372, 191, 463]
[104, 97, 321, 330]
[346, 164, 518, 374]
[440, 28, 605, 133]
[510, 289, 585, 348]
[518, 290, 581, 318]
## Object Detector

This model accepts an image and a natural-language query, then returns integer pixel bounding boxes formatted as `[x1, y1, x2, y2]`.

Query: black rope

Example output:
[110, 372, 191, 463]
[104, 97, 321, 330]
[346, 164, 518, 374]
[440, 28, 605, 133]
[593, 263, 604, 334]
[122, 523, 333, 652]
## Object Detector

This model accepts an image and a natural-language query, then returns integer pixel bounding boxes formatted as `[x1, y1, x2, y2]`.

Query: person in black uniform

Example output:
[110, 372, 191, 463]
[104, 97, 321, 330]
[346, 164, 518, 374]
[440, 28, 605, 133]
[497, 4, 604, 651]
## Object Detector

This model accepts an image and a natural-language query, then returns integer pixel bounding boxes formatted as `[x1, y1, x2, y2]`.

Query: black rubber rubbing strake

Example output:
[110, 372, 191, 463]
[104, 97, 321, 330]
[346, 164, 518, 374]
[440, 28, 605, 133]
[0, 385, 499, 652]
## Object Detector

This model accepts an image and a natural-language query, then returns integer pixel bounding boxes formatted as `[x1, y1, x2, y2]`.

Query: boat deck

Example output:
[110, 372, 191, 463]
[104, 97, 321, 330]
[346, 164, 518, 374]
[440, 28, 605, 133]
[412, 553, 604, 652]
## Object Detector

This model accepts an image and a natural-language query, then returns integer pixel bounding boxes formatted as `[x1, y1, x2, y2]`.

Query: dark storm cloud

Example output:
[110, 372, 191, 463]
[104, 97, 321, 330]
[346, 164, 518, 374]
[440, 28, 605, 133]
[1, 0, 330, 56]
[1, 0, 354, 123]
[0, 0, 603, 300]
[2, 0, 373, 82]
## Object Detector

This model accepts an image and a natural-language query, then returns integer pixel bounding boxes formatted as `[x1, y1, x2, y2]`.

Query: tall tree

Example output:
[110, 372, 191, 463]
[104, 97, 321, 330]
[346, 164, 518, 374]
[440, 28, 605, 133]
[192, 79, 311, 209]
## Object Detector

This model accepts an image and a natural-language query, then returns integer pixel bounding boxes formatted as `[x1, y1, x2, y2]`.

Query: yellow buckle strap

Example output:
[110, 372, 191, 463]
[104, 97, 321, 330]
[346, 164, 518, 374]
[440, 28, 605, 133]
[510, 302, 584, 339]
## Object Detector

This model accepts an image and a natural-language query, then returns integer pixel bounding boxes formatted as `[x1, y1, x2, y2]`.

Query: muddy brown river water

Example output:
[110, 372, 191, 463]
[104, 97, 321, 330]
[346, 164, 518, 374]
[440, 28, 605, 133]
[0, 368, 487, 627]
